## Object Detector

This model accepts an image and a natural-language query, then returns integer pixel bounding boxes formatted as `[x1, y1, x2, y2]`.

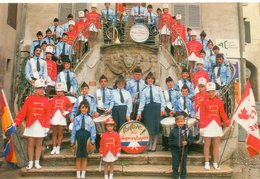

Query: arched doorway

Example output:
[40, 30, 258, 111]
[246, 60, 258, 101]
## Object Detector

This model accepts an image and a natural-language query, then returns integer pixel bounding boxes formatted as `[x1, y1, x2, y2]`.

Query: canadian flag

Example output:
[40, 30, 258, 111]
[232, 81, 260, 157]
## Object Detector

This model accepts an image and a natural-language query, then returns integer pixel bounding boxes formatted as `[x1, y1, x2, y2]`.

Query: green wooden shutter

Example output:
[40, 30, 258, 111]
[188, 3, 201, 28]
[173, 3, 186, 25]
[74, 3, 87, 19]
[244, 20, 251, 43]
[59, 3, 73, 24]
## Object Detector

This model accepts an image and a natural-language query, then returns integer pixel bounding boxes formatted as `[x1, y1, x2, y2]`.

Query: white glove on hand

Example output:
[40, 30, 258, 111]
[199, 128, 205, 136]
[63, 111, 69, 116]
[116, 153, 121, 157]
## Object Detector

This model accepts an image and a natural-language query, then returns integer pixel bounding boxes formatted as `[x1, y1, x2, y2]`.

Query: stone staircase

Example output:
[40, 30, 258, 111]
[20, 133, 233, 179]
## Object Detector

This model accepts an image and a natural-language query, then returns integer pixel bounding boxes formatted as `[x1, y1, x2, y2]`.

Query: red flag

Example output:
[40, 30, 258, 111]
[232, 81, 260, 157]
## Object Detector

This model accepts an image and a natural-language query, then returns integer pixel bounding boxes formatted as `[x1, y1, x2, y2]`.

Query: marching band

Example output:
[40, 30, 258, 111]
[14, 3, 234, 179]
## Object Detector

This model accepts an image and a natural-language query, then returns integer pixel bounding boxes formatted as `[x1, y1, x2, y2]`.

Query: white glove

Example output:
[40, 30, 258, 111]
[116, 153, 121, 157]
[63, 111, 69, 116]
[199, 128, 205, 136]
[84, 39, 88, 42]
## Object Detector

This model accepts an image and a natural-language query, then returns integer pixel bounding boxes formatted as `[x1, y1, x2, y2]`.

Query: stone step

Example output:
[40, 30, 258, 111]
[41, 150, 206, 166]
[21, 165, 232, 178]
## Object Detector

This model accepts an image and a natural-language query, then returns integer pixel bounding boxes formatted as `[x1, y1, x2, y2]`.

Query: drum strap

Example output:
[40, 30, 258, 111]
[60, 71, 73, 93]
[30, 58, 40, 80]
[96, 89, 104, 109]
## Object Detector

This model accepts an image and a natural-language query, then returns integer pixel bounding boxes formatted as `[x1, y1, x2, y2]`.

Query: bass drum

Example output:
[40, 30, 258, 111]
[130, 23, 150, 43]
[118, 121, 149, 154]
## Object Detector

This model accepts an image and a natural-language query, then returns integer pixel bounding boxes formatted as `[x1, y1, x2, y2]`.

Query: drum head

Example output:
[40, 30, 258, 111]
[119, 121, 149, 154]
[94, 115, 111, 122]
[160, 117, 176, 125]
[187, 118, 197, 125]
[130, 24, 150, 43]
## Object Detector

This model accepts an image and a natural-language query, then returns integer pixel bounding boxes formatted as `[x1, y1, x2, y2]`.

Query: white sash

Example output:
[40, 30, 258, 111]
[30, 58, 39, 79]
[60, 71, 73, 93]
[164, 90, 173, 110]
[178, 80, 184, 91]
[96, 89, 104, 109]
[214, 67, 221, 86]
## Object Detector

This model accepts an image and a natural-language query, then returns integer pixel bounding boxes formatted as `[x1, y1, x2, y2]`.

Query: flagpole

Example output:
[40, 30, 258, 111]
[1, 89, 28, 166]
[217, 126, 233, 168]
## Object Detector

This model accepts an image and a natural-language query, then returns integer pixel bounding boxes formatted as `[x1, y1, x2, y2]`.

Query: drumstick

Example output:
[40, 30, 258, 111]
[139, 129, 146, 135]
[98, 156, 102, 172]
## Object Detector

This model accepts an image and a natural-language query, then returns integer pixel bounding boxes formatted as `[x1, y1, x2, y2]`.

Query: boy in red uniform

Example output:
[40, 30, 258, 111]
[45, 46, 57, 86]
[49, 82, 73, 155]
[100, 118, 121, 179]
[86, 3, 102, 48]
[200, 82, 231, 170]
[191, 58, 210, 94]
[186, 31, 202, 72]
[158, 4, 174, 48]
[14, 79, 51, 170]
[66, 20, 77, 45]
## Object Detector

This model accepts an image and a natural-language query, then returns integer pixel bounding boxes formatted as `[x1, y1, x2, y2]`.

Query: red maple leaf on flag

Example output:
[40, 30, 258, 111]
[238, 108, 250, 120]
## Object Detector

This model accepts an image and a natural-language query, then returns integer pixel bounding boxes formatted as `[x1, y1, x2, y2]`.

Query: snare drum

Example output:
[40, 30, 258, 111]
[93, 114, 111, 134]
[160, 117, 175, 137]
[130, 24, 150, 43]
[66, 95, 77, 104]
[187, 118, 198, 137]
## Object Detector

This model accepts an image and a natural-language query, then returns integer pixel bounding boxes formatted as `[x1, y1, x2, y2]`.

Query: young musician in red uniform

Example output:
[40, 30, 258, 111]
[186, 31, 203, 72]
[86, 4, 102, 48]
[191, 58, 210, 94]
[200, 82, 231, 170]
[158, 4, 174, 48]
[66, 20, 78, 45]
[45, 46, 57, 85]
[171, 14, 186, 43]
[100, 118, 121, 179]
[14, 79, 51, 170]
[49, 82, 73, 155]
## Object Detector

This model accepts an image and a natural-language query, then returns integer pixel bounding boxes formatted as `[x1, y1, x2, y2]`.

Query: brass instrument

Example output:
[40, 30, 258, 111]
[106, 24, 120, 44]
[56, 57, 63, 65]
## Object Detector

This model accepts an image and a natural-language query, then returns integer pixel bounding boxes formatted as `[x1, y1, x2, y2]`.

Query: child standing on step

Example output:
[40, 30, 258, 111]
[71, 100, 96, 179]
[100, 118, 121, 179]
[50, 82, 73, 155]
[169, 113, 193, 179]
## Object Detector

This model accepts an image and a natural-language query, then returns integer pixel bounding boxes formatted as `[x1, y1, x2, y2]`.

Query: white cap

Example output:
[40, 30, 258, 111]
[35, 79, 46, 88]
[55, 82, 65, 91]
[45, 46, 53, 54]
[68, 20, 75, 26]
[78, 11, 84, 17]
[176, 14, 182, 20]
[163, 4, 169, 9]
[196, 58, 204, 65]
[198, 78, 207, 85]
[191, 31, 197, 36]
[206, 82, 216, 91]
[91, 3, 97, 8]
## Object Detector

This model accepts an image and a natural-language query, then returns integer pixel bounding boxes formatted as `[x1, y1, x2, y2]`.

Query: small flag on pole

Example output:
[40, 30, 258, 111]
[1, 90, 17, 167]
[232, 81, 260, 157]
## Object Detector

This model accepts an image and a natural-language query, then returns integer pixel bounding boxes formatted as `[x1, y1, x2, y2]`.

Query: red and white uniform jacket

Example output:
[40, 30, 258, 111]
[192, 70, 210, 88]
[46, 58, 57, 82]
[66, 30, 78, 45]
[158, 13, 174, 30]
[75, 20, 88, 38]
[100, 131, 121, 157]
[49, 95, 73, 117]
[200, 96, 231, 128]
[186, 40, 203, 57]
[194, 91, 207, 113]
[14, 95, 51, 128]
[171, 23, 186, 42]
[86, 12, 102, 29]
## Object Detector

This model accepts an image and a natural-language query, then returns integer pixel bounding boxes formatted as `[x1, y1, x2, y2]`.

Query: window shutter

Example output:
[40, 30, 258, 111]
[59, 3, 73, 24]
[7, 3, 18, 29]
[244, 21, 251, 43]
[74, 3, 87, 19]
[188, 4, 201, 28]
[173, 3, 186, 25]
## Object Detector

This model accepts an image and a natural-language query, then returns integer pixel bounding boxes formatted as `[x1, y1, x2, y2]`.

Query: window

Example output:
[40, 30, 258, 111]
[244, 19, 251, 44]
[172, 3, 201, 28]
[59, 3, 87, 24]
[7, 3, 18, 29]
